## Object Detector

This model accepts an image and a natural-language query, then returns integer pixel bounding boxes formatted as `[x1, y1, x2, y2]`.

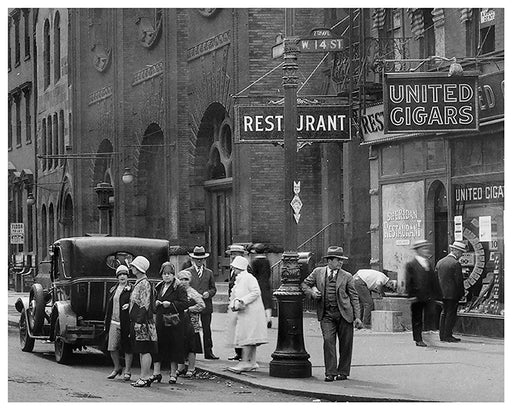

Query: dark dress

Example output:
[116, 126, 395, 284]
[104, 283, 133, 353]
[250, 255, 273, 309]
[153, 279, 190, 364]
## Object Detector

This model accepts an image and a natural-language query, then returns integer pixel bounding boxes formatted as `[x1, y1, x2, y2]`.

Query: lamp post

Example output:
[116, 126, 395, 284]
[269, 8, 312, 378]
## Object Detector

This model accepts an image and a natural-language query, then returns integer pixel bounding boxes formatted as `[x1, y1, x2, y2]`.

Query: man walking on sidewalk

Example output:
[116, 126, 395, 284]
[301, 246, 362, 382]
[405, 240, 442, 347]
[436, 241, 466, 343]
[187, 246, 219, 360]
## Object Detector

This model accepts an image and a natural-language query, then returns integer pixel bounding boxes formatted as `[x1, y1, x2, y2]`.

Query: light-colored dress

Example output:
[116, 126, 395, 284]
[226, 270, 268, 347]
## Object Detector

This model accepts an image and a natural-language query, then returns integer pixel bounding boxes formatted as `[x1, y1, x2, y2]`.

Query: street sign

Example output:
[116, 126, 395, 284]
[298, 38, 345, 53]
[235, 103, 351, 143]
[10, 223, 24, 245]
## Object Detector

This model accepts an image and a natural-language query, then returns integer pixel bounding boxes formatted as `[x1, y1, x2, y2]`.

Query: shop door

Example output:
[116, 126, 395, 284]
[205, 178, 232, 281]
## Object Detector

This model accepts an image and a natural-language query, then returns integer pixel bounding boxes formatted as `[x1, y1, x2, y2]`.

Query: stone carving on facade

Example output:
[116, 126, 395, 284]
[88, 9, 112, 72]
[135, 9, 163, 49]
[197, 9, 218, 18]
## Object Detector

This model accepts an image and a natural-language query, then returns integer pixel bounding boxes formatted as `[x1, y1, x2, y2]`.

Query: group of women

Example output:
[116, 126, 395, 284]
[104, 246, 270, 386]
[104, 256, 205, 388]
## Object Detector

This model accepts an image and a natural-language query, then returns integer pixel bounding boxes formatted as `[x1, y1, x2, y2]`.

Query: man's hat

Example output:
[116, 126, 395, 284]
[324, 246, 348, 260]
[225, 244, 248, 255]
[449, 241, 467, 253]
[189, 246, 210, 259]
[250, 243, 267, 254]
[411, 239, 431, 250]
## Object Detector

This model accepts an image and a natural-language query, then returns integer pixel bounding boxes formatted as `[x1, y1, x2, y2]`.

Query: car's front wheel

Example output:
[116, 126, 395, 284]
[19, 312, 35, 352]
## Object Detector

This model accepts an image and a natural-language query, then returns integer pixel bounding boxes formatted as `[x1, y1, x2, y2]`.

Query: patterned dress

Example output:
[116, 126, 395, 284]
[129, 276, 157, 354]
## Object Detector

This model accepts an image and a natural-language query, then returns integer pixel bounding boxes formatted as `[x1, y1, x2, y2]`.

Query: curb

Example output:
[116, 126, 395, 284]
[194, 366, 420, 402]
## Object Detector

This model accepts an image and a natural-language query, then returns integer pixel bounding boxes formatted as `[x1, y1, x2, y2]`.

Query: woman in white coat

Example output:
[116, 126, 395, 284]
[226, 256, 268, 373]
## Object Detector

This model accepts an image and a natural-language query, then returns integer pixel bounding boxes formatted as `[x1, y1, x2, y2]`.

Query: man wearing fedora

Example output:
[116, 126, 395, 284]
[187, 246, 218, 359]
[301, 246, 362, 382]
[405, 240, 442, 347]
[435, 241, 467, 343]
[226, 244, 249, 361]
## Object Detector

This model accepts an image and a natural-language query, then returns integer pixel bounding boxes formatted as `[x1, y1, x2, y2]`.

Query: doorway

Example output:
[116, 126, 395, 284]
[426, 180, 448, 263]
[205, 178, 233, 282]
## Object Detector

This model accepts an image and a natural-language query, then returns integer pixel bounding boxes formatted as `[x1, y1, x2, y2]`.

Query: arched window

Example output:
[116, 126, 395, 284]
[54, 12, 61, 82]
[59, 110, 65, 166]
[47, 115, 53, 169]
[43, 19, 50, 88]
[49, 203, 55, 246]
[42, 119, 47, 170]
[53, 113, 59, 165]
[41, 205, 47, 259]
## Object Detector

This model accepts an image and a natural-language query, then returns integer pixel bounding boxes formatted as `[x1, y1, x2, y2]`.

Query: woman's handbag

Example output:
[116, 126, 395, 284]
[162, 302, 180, 327]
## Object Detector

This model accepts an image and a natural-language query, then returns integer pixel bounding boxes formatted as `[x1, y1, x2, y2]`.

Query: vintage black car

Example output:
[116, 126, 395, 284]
[15, 236, 170, 364]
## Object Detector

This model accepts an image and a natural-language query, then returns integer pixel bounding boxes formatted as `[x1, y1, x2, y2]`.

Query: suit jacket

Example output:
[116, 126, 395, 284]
[187, 265, 217, 314]
[405, 258, 441, 302]
[435, 254, 464, 300]
[301, 266, 360, 323]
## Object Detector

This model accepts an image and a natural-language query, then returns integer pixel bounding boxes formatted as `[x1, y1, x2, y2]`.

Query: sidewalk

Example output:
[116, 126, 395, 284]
[8, 291, 504, 402]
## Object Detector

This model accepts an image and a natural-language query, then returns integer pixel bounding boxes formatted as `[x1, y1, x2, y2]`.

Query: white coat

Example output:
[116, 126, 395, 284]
[226, 270, 268, 347]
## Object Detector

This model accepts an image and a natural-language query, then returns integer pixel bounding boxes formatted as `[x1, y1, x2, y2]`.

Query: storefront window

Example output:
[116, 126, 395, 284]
[452, 134, 503, 176]
[453, 181, 504, 315]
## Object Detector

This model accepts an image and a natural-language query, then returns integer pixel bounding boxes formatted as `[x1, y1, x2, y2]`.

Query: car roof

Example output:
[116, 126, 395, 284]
[54, 236, 170, 278]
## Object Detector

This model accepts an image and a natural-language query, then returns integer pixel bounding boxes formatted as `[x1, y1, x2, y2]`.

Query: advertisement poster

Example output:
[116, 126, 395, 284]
[382, 181, 425, 292]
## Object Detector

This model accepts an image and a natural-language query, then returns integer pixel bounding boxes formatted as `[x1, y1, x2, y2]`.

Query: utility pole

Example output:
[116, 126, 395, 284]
[269, 8, 312, 378]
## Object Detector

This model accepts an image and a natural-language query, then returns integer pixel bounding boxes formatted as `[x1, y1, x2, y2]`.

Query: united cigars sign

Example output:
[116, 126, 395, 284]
[384, 73, 479, 133]
[235, 104, 350, 143]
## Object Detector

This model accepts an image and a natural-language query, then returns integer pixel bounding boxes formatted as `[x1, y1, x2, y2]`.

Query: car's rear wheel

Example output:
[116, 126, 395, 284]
[54, 320, 72, 364]
[19, 312, 35, 352]
[28, 284, 46, 334]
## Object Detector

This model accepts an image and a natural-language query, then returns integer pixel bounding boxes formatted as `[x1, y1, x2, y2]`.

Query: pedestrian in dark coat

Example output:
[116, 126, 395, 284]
[405, 240, 442, 347]
[250, 243, 273, 328]
[151, 262, 190, 384]
[436, 241, 466, 343]
[186, 245, 218, 359]
[301, 246, 362, 382]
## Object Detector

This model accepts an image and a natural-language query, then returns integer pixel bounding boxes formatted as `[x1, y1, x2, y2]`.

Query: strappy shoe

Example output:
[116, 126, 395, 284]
[149, 373, 162, 383]
[123, 373, 131, 381]
[131, 378, 152, 388]
[183, 369, 197, 378]
[168, 376, 177, 384]
[176, 368, 187, 377]
[107, 369, 122, 379]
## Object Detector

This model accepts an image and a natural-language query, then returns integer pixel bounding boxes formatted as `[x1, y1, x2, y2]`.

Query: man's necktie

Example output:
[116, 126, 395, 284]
[329, 270, 337, 281]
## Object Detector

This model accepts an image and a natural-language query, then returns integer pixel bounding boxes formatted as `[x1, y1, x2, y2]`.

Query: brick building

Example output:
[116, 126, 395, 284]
[65, 8, 370, 281]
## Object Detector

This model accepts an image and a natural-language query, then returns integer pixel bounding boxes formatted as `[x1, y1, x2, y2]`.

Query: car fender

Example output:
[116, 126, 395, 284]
[50, 300, 77, 341]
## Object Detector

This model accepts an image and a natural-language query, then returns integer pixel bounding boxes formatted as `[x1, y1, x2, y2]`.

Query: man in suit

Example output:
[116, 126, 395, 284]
[187, 246, 218, 359]
[435, 240, 466, 343]
[405, 240, 442, 347]
[226, 244, 249, 361]
[301, 246, 362, 382]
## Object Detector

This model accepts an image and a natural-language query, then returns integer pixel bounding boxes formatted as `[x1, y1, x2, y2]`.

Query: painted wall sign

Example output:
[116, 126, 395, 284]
[454, 182, 504, 204]
[384, 73, 479, 133]
[235, 104, 350, 143]
[381, 181, 425, 292]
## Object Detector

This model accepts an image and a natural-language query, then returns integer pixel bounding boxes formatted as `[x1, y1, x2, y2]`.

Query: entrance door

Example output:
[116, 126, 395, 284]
[205, 178, 232, 281]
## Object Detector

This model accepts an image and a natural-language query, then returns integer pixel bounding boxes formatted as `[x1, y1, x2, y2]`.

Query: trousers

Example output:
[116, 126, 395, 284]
[354, 277, 374, 326]
[319, 309, 354, 377]
[200, 312, 213, 353]
[439, 299, 459, 340]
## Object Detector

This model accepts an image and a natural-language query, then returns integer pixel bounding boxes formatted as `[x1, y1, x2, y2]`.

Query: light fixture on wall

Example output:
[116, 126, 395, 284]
[122, 167, 134, 184]
[26, 193, 35, 206]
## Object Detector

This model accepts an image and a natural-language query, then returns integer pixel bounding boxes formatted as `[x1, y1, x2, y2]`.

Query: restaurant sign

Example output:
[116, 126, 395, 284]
[384, 72, 479, 133]
[235, 104, 350, 143]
